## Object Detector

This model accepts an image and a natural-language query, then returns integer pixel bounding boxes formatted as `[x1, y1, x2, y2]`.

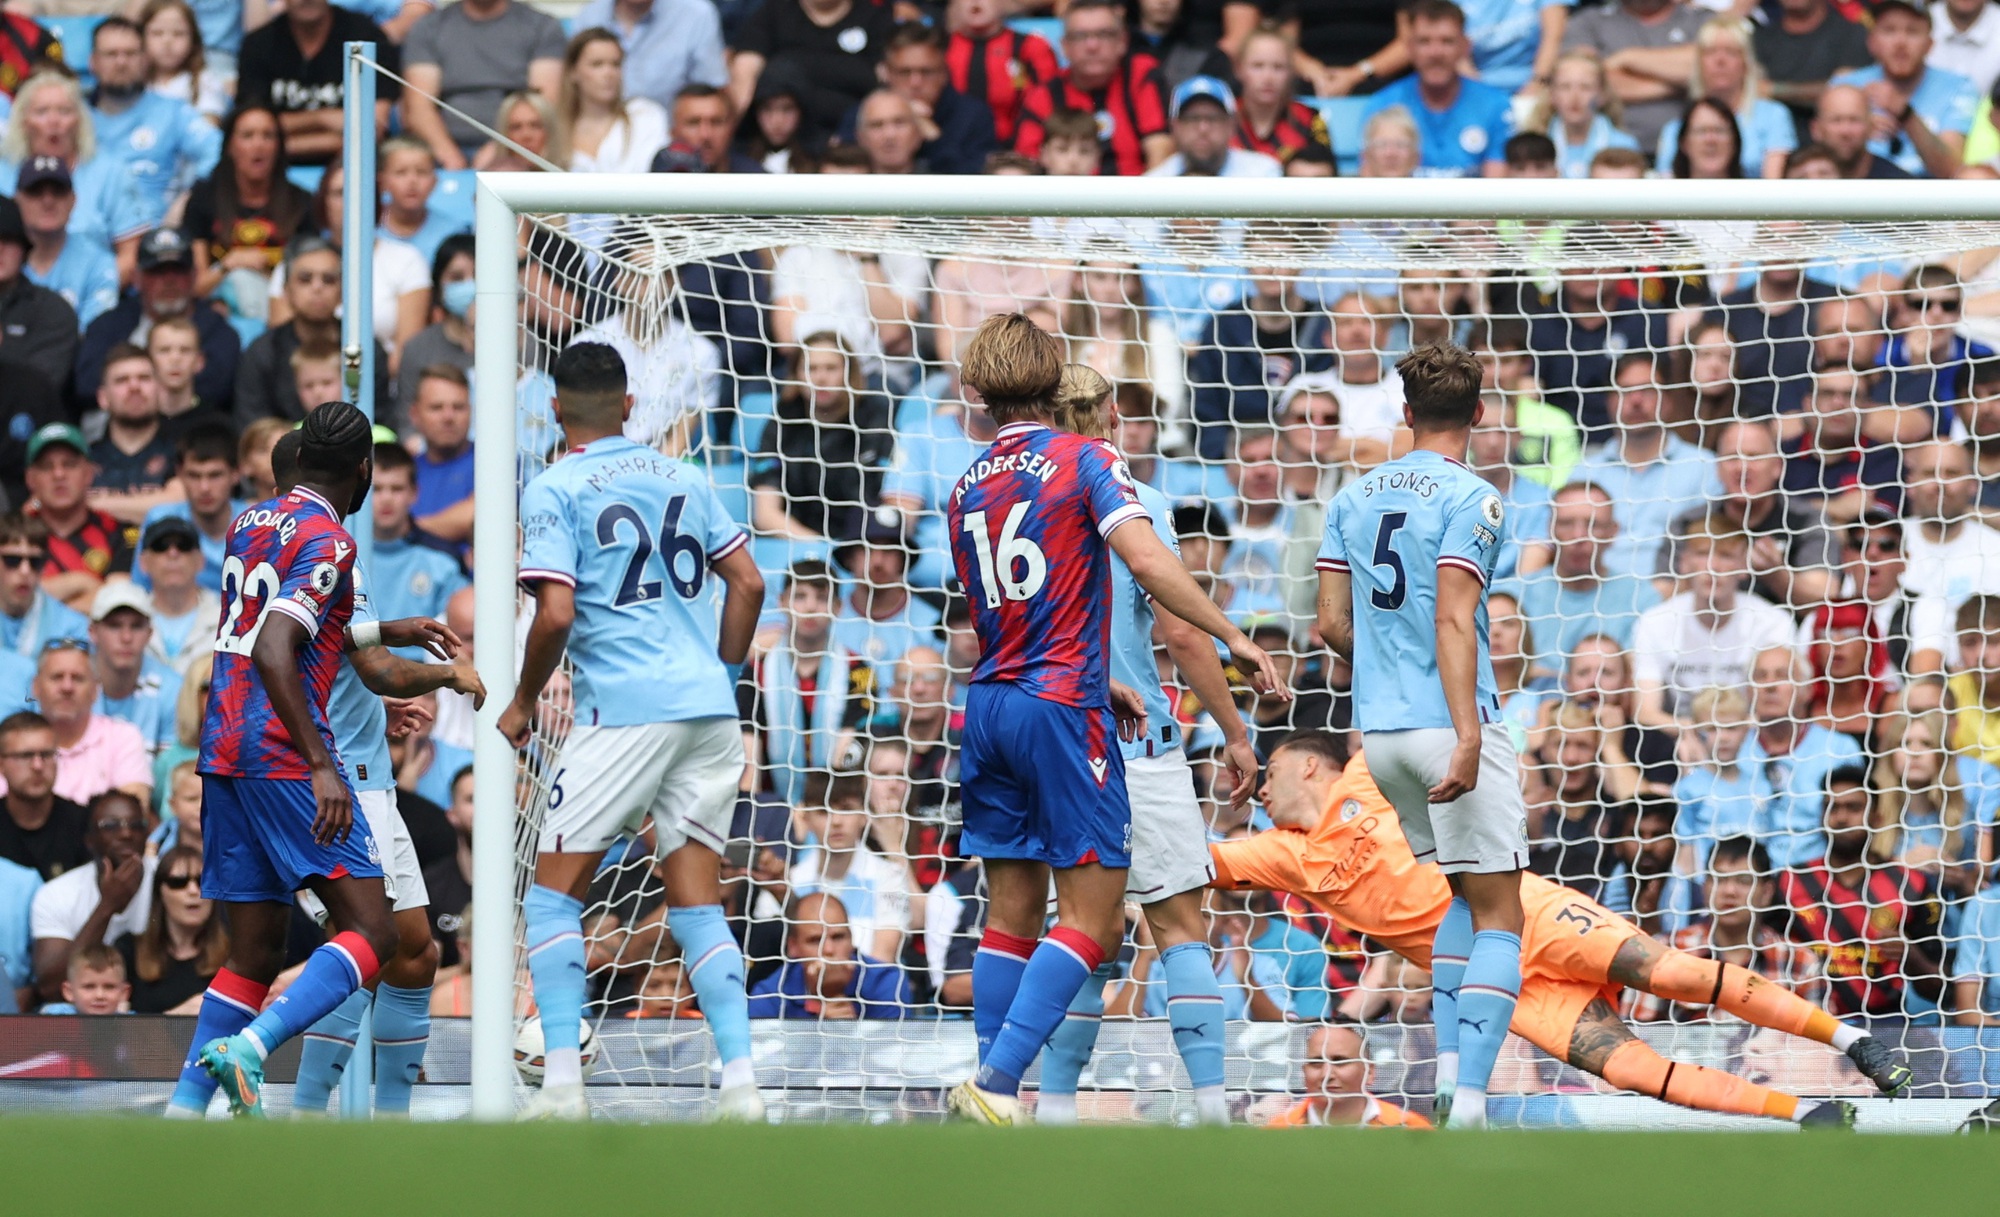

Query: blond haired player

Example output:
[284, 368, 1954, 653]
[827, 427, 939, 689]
[1213, 731, 1913, 1127]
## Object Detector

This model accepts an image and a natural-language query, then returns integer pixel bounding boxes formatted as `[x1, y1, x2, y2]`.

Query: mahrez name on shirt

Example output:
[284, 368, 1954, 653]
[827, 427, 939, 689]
[583, 452, 674, 494]
[951, 449, 1061, 504]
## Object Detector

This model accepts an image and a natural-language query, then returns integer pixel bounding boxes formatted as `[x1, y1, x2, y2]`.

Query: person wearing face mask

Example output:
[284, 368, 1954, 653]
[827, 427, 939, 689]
[395, 235, 476, 411]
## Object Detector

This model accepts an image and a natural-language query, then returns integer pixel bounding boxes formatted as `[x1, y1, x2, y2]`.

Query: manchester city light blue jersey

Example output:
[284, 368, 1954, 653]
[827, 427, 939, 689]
[1109, 481, 1180, 762]
[1318, 449, 1504, 733]
[328, 562, 393, 793]
[519, 437, 746, 727]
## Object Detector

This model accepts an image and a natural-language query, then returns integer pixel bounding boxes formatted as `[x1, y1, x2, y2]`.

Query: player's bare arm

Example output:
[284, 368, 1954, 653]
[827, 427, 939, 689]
[1316, 569, 1354, 663]
[499, 581, 574, 748]
[347, 645, 487, 709]
[345, 615, 462, 662]
[1157, 601, 1257, 806]
[1108, 679, 1148, 742]
[1430, 564, 1484, 804]
[1106, 516, 1288, 699]
[712, 545, 765, 665]
[253, 612, 351, 846]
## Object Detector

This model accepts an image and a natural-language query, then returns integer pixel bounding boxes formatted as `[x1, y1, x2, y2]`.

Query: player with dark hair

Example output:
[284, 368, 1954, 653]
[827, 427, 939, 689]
[169, 402, 464, 1118]
[1216, 732, 1909, 1128]
[500, 342, 767, 1121]
[944, 315, 1283, 1124]
[1317, 340, 1524, 1128]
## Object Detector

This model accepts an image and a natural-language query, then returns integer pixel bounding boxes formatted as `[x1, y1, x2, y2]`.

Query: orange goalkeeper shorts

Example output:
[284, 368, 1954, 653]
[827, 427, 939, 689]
[1505, 876, 1642, 1062]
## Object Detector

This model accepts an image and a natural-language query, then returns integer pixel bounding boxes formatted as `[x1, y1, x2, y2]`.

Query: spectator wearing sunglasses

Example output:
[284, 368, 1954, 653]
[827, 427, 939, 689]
[0, 711, 89, 881]
[21, 424, 132, 613]
[1875, 266, 1995, 430]
[135, 518, 219, 678]
[7, 640, 153, 809]
[26, 790, 153, 1007]
[116, 843, 224, 1015]
[87, 583, 182, 762]
[0, 513, 87, 663]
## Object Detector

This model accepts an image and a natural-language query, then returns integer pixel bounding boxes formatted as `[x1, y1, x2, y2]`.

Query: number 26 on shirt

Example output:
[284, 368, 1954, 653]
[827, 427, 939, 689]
[962, 501, 1047, 608]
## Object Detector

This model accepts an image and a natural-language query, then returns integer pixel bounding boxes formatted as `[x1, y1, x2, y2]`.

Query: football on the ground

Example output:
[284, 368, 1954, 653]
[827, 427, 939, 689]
[513, 1017, 600, 1084]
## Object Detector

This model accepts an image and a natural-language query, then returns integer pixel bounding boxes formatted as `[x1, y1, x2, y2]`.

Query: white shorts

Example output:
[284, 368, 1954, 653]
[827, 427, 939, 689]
[1123, 749, 1214, 903]
[296, 789, 427, 921]
[541, 717, 744, 857]
[1361, 723, 1528, 875]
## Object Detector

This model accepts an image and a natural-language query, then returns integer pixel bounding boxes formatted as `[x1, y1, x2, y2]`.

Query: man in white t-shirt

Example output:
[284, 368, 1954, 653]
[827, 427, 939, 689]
[786, 773, 913, 966]
[1902, 440, 2000, 609]
[770, 154, 928, 368]
[1632, 514, 1796, 731]
[26, 790, 152, 1006]
[1829, 506, 1954, 686]
[1321, 292, 1406, 449]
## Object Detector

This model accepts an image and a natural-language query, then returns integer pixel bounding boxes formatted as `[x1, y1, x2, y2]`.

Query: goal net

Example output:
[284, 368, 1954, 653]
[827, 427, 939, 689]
[470, 176, 2000, 1129]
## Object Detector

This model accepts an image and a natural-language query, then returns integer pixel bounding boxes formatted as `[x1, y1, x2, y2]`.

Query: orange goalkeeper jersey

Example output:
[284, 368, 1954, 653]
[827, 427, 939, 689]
[1266, 1095, 1432, 1129]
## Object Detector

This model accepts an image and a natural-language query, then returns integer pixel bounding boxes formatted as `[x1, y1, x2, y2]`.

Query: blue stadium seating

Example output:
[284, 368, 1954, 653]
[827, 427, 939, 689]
[1310, 96, 1369, 176]
[429, 169, 477, 232]
[1006, 16, 1065, 68]
[287, 165, 326, 196]
[736, 390, 776, 457]
[41, 15, 102, 91]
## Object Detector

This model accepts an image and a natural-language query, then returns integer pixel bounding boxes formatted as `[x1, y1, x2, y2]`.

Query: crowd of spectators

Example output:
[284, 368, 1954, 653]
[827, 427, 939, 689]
[0, 0, 1993, 1114]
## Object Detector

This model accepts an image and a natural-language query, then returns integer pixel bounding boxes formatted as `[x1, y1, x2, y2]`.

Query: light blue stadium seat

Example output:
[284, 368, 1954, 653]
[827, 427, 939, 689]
[710, 459, 752, 531]
[287, 165, 325, 197]
[736, 390, 777, 457]
[227, 313, 266, 347]
[1311, 96, 1369, 177]
[41, 15, 103, 90]
[429, 169, 477, 232]
[1006, 16, 1065, 67]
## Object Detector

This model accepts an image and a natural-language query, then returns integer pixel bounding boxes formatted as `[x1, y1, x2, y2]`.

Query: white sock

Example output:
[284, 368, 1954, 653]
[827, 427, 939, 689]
[1435, 1052, 1460, 1093]
[543, 1046, 583, 1090]
[1829, 1024, 1864, 1052]
[1036, 1092, 1078, 1125]
[720, 1057, 756, 1090]
[1193, 1085, 1228, 1126]
[240, 1028, 271, 1062]
[1451, 1085, 1488, 1129]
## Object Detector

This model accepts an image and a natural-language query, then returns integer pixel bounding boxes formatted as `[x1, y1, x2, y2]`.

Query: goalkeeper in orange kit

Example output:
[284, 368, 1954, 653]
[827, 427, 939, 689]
[1215, 731, 1915, 1127]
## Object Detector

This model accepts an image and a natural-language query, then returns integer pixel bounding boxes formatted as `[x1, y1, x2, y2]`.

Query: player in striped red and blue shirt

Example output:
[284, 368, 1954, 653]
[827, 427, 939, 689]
[169, 402, 456, 1119]
[943, 314, 1282, 1125]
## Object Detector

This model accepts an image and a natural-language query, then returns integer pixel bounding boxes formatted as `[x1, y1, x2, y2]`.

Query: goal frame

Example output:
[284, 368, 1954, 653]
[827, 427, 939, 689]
[466, 173, 2000, 1122]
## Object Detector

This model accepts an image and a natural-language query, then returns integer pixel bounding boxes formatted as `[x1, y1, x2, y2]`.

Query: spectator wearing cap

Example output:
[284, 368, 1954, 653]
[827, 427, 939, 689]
[0, 515, 87, 661]
[86, 18, 222, 233]
[0, 73, 150, 272]
[17, 157, 118, 331]
[132, 515, 218, 678]
[1147, 76, 1282, 179]
[86, 582, 179, 761]
[234, 236, 390, 428]
[1829, 0, 1978, 178]
[76, 227, 242, 418]
[834, 23, 995, 176]
[1361, 0, 1513, 179]
[87, 345, 180, 527]
[1013, 0, 1172, 176]
[368, 443, 468, 649]
[574, 0, 725, 112]
[135, 425, 244, 599]
[831, 512, 940, 669]
[0, 196, 77, 395]
[23, 425, 130, 609]
[237, 0, 401, 166]
[8, 643, 151, 807]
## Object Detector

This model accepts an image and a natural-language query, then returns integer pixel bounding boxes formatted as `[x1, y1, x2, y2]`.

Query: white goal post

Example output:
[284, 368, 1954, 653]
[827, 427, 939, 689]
[468, 174, 2000, 1124]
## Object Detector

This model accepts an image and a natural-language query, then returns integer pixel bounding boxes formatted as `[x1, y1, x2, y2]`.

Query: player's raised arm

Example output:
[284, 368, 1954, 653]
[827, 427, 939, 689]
[347, 644, 486, 709]
[1107, 518, 1288, 700]
[1430, 563, 1484, 804]
[1156, 602, 1257, 806]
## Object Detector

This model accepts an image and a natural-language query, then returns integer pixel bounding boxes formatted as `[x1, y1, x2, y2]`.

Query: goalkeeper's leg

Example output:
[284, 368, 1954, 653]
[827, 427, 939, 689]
[1565, 997, 1844, 1125]
[1606, 935, 1911, 1095]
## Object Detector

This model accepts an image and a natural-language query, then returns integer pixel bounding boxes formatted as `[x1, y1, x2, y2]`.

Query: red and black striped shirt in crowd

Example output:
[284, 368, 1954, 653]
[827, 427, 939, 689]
[1775, 862, 1941, 1018]
[947, 27, 1059, 144]
[1233, 99, 1332, 166]
[0, 14, 56, 98]
[1013, 54, 1170, 177]
[38, 507, 134, 581]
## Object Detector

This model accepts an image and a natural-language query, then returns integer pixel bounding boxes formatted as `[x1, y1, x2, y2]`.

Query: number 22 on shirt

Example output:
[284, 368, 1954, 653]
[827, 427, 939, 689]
[213, 554, 282, 656]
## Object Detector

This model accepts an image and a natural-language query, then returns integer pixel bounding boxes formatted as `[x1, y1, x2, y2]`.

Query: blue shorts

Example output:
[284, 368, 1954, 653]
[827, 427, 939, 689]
[958, 682, 1131, 869]
[200, 774, 383, 903]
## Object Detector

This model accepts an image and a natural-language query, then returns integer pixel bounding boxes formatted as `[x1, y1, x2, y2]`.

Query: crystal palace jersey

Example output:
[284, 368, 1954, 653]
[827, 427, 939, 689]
[198, 486, 358, 780]
[947, 422, 1147, 708]
[1318, 449, 1505, 733]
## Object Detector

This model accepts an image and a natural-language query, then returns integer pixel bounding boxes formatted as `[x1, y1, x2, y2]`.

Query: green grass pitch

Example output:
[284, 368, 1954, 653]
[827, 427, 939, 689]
[6, 1119, 1998, 1217]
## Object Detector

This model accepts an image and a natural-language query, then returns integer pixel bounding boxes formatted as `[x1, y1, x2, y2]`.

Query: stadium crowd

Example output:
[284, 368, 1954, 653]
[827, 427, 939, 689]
[0, 0, 1996, 1109]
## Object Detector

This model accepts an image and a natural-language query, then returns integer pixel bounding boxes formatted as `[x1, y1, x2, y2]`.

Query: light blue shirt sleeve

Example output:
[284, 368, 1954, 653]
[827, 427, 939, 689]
[696, 477, 748, 558]
[1316, 495, 1348, 569]
[518, 476, 577, 586]
[1438, 481, 1504, 581]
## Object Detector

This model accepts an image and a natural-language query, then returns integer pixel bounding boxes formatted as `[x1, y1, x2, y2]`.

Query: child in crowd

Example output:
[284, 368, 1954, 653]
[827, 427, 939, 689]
[1673, 686, 1759, 871]
[48, 945, 130, 1015]
[378, 137, 460, 264]
[1037, 108, 1102, 177]
[290, 344, 343, 411]
[145, 316, 212, 429]
[139, 0, 231, 121]
[236, 417, 291, 502]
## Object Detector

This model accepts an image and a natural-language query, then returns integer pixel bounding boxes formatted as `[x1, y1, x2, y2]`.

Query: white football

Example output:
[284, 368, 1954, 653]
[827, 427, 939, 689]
[513, 1016, 600, 1083]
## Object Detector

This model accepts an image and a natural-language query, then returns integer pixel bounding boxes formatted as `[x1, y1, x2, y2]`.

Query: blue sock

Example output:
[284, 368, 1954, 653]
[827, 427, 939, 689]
[523, 885, 588, 1066]
[293, 988, 370, 1114]
[1430, 897, 1473, 1095]
[1160, 941, 1226, 1096]
[1039, 963, 1113, 1097]
[1455, 929, 1524, 1121]
[241, 933, 376, 1061]
[371, 984, 432, 1115]
[167, 971, 265, 1116]
[669, 905, 754, 1086]
[971, 929, 1035, 1065]
[976, 929, 1101, 1097]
